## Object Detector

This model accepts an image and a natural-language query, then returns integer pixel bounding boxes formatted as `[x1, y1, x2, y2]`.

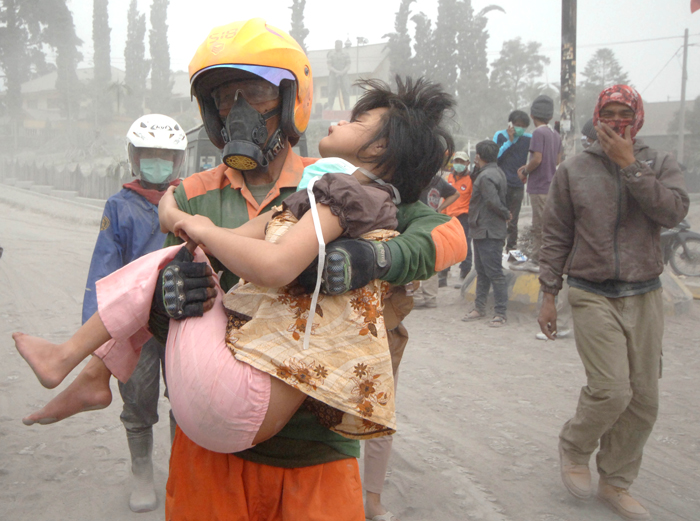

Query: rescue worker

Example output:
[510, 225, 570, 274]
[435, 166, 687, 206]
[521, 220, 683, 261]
[21, 18, 467, 520]
[82, 115, 187, 512]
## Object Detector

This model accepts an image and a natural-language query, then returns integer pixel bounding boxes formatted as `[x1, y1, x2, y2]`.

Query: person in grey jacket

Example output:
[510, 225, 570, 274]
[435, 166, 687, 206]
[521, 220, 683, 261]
[538, 85, 688, 520]
[462, 140, 511, 326]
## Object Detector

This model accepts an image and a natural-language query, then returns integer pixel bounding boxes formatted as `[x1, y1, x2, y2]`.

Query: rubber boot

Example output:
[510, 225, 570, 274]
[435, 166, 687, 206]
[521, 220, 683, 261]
[126, 429, 158, 513]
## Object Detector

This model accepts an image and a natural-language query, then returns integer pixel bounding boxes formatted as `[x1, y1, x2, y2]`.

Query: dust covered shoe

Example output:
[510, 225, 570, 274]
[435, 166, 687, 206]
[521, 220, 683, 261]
[559, 443, 592, 499]
[510, 260, 540, 273]
[598, 483, 651, 520]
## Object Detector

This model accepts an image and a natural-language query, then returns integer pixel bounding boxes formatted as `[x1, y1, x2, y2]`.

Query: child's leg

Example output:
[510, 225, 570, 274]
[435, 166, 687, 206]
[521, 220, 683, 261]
[14, 245, 185, 389]
[22, 355, 112, 425]
[13, 312, 112, 389]
[164, 284, 306, 453]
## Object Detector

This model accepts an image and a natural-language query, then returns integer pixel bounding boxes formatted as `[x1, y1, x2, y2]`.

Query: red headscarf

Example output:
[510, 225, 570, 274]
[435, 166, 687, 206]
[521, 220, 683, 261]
[593, 84, 645, 140]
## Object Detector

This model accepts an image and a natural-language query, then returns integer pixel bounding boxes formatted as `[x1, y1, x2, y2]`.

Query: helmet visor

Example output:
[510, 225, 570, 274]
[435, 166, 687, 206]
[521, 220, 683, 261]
[213, 79, 279, 109]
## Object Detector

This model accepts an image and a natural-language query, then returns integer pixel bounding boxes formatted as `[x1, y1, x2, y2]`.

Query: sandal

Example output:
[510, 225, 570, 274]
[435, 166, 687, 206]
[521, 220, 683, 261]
[488, 316, 507, 327]
[462, 309, 485, 322]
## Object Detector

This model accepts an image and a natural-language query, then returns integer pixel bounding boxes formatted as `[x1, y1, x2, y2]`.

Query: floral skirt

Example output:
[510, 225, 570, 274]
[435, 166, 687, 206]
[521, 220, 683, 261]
[224, 212, 398, 439]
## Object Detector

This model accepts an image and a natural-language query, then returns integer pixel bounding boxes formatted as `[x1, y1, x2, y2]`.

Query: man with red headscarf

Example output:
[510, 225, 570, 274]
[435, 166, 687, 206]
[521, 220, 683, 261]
[537, 85, 689, 520]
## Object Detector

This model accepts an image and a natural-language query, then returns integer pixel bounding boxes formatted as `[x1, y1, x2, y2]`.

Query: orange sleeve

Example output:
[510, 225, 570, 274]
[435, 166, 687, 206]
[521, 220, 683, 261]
[181, 164, 231, 200]
[431, 217, 468, 272]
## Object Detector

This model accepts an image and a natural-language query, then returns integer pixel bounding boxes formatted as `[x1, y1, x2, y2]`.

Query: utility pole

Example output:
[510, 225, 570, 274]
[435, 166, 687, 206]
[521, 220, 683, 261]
[560, 0, 577, 160]
[678, 28, 689, 165]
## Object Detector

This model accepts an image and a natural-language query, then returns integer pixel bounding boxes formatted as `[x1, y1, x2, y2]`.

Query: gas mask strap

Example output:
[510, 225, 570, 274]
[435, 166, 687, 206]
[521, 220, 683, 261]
[261, 105, 281, 120]
[358, 167, 402, 205]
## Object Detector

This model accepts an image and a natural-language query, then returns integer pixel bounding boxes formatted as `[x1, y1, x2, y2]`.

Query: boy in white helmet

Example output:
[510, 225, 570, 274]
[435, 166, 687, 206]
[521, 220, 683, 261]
[81, 114, 187, 513]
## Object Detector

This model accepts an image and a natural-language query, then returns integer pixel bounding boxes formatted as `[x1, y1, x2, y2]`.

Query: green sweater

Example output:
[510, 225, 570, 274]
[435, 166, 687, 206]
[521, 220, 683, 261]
[161, 163, 457, 467]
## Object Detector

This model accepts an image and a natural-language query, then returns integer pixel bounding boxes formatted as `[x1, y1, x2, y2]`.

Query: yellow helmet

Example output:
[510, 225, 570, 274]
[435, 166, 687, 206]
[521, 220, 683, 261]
[189, 18, 312, 149]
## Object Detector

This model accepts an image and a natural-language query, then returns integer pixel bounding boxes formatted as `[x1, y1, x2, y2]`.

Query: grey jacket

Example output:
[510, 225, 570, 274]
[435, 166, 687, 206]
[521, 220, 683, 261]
[468, 162, 510, 240]
[539, 139, 689, 294]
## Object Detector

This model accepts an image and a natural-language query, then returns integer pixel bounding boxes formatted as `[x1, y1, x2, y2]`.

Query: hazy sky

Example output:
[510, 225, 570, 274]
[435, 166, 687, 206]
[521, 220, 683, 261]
[67, 0, 700, 104]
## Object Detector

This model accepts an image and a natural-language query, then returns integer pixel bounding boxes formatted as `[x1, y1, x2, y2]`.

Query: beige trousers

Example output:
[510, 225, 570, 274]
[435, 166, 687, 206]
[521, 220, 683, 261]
[560, 287, 664, 488]
[414, 274, 439, 305]
[529, 193, 548, 263]
[364, 323, 408, 494]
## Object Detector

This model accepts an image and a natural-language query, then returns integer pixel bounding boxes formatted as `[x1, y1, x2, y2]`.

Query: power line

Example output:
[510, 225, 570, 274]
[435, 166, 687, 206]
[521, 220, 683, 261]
[579, 33, 700, 48]
[641, 45, 684, 94]
[486, 33, 700, 57]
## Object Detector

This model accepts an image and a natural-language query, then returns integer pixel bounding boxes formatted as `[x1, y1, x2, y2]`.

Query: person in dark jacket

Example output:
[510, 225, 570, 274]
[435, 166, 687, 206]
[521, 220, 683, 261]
[538, 85, 689, 520]
[493, 110, 531, 252]
[82, 114, 187, 513]
[462, 140, 511, 327]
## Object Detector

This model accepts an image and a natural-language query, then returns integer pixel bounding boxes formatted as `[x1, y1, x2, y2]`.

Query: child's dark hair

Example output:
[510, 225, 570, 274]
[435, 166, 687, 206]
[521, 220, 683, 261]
[508, 110, 530, 127]
[351, 76, 455, 204]
[475, 140, 499, 163]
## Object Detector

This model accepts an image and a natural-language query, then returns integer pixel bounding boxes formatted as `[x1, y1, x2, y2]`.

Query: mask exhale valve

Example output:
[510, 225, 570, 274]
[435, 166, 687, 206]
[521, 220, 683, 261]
[221, 91, 284, 171]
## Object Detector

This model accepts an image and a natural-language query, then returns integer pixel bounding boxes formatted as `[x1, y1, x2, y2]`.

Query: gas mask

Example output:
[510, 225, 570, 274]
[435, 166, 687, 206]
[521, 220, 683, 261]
[220, 92, 285, 171]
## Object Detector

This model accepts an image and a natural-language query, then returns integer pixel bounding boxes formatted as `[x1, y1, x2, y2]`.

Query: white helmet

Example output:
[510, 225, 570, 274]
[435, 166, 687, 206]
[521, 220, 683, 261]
[126, 114, 188, 187]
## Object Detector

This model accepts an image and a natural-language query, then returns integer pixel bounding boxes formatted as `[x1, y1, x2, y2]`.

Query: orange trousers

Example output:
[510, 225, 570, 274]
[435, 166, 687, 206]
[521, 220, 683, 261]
[166, 427, 365, 521]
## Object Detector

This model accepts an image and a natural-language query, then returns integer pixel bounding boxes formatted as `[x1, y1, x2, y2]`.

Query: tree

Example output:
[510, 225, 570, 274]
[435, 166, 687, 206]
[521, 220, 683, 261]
[578, 48, 630, 126]
[148, 0, 171, 113]
[489, 38, 550, 113]
[108, 80, 132, 116]
[0, 0, 52, 123]
[124, 0, 149, 117]
[41, 0, 83, 120]
[411, 12, 433, 80]
[0, 0, 29, 123]
[455, 2, 503, 138]
[289, 0, 309, 54]
[383, 0, 414, 78]
[429, 0, 460, 96]
[92, 0, 111, 123]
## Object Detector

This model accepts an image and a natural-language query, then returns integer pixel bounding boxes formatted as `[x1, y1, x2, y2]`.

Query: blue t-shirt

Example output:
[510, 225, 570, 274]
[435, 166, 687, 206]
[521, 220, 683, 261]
[493, 130, 531, 188]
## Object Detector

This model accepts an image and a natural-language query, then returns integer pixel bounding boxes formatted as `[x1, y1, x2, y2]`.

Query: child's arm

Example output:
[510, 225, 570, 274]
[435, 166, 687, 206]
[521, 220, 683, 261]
[159, 186, 191, 233]
[159, 185, 272, 240]
[173, 204, 343, 288]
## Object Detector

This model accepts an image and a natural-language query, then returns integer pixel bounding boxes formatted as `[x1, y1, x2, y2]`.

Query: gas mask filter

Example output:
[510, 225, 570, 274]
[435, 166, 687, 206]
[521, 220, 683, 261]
[220, 92, 284, 171]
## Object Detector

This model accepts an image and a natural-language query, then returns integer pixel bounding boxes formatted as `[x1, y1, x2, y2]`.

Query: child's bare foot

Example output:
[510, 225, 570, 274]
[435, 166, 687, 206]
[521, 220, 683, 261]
[22, 356, 112, 425]
[13, 332, 76, 389]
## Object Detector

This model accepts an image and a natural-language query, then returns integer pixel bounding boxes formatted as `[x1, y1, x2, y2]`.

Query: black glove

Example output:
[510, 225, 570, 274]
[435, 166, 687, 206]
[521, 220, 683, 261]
[152, 246, 214, 320]
[297, 238, 392, 296]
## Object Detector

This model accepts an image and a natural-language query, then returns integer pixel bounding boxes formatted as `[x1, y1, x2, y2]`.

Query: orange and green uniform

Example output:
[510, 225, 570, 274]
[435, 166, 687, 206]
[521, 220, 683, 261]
[162, 149, 466, 520]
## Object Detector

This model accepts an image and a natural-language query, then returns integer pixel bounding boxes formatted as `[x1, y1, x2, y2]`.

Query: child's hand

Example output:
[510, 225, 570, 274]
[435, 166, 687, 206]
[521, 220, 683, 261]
[159, 186, 179, 233]
[173, 214, 215, 246]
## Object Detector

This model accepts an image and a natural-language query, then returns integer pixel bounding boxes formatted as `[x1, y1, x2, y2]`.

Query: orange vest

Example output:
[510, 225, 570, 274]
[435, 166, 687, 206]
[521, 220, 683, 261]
[443, 172, 472, 217]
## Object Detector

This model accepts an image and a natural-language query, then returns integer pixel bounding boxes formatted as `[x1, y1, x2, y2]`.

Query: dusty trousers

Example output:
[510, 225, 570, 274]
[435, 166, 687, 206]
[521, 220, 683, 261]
[559, 286, 664, 489]
[529, 193, 547, 263]
[119, 337, 176, 439]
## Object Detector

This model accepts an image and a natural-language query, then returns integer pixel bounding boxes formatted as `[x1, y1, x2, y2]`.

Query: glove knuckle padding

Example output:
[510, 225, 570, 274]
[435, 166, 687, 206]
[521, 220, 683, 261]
[155, 245, 214, 320]
[162, 265, 187, 319]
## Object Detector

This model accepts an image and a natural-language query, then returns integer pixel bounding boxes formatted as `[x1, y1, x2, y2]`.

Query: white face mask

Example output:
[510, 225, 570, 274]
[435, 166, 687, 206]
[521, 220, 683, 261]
[297, 157, 358, 191]
[140, 158, 174, 184]
[298, 158, 402, 205]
